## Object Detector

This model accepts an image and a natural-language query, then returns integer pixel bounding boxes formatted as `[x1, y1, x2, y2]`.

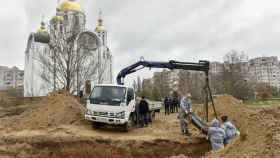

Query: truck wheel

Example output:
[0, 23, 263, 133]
[92, 122, 102, 129]
[122, 115, 133, 132]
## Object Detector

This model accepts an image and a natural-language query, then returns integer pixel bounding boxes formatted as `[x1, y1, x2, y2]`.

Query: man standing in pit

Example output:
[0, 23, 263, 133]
[139, 96, 150, 127]
[221, 115, 240, 145]
[178, 94, 192, 135]
[206, 119, 226, 151]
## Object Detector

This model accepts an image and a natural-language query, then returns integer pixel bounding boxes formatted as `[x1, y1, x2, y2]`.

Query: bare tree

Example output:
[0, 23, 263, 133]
[254, 82, 275, 100]
[178, 70, 190, 96]
[37, 13, 103, 94]
[153, 70, 171, 98]
[223, 50, 248, 64]
[222, 50, 253, 99]
[178, 70, 204, 101]
[209, 71, 225, 94]
[140, 78, 153, 99]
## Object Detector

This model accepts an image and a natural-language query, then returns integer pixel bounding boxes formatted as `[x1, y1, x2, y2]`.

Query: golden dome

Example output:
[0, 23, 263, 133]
[95, 18, 106, 33]
[95, 25, 106, 33]
[35, 22, 50, 43]
[37, 22, 48, 33]
[51, 8, 64, 23]
[52, 15, 64, 22]
[59, 0, 82, 12]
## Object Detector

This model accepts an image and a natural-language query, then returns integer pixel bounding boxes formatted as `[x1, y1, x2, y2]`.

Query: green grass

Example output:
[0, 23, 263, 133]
[244, 98, 280, 108]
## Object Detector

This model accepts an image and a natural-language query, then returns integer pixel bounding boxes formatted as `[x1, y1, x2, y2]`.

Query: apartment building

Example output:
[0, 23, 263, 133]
[249, 56, 280, 89]
[0, 66, 24, 90]
[210, 56, 280, 89]
[210, 62, 224, 74]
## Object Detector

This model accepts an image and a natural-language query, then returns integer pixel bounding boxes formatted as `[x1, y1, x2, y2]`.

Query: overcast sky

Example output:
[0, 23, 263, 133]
[1, 0, 280, 82]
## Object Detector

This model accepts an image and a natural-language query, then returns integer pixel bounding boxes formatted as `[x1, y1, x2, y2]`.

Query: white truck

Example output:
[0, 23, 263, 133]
[85, 84, 161, 131]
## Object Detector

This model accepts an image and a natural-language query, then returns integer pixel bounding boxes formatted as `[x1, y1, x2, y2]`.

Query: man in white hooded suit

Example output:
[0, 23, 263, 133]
[178, 94, 192, 136]
[207, 119, 226, 151]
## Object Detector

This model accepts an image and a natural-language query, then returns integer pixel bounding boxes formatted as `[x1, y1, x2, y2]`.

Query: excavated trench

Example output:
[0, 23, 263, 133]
[0, 135, 211, 158]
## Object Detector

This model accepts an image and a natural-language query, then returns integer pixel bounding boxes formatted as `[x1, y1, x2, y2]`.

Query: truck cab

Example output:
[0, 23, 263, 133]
[85, 84, 136, 131]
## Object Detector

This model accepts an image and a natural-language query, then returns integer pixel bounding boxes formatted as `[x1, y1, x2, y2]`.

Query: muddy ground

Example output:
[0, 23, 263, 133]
[0, 92, 279, 158]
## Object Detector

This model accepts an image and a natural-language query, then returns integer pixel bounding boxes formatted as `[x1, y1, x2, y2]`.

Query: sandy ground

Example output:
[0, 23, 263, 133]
[0, 92, 279, 158]
[0, 91, 210, 158]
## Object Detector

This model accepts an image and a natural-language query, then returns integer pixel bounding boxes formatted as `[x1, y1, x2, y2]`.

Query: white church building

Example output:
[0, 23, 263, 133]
[24, 0, 113, 97]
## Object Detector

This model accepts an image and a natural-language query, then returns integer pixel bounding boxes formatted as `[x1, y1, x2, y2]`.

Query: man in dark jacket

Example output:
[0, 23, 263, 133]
[173, 97, 179, 113]
[139, 96, 150, 127]
[164, 96, 170, 115]
[170, 97, 174, 113]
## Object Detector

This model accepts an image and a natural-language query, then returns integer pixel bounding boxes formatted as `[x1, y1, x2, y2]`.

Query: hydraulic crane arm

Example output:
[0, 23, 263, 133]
[117, 60, 210, 85]
[116, 59, 217, 123]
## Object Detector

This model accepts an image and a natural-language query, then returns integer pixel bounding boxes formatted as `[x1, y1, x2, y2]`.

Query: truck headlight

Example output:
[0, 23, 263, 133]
[116, 111, 125, 119]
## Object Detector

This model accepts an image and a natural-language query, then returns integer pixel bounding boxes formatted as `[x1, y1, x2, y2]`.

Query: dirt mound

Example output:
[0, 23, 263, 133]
[212, 95, 250, 129]
[7, 91, 86, 130]
[196, 95, 248, 131]
[0, 89, 24, 107]
[206, 95, 280, 158]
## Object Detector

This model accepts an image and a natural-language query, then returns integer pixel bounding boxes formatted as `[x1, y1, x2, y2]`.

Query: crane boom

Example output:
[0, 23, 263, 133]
[117, 60, 210, 85]
[116, 59, 217, 122]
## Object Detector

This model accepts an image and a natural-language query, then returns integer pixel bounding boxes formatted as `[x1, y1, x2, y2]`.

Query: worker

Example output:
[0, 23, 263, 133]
[138, 96, 150, 127]
[178, 95, 192, 135]
[164, 96, 170, 115]
[170, 97, 174, 113]
[207, 119, 226, 151]
[79, 84, 84, 98]
[221, 115, 240, 145]
[170, 95, 176, 113]
[169, 97, 173, 113]
[172, 97, 179, 113]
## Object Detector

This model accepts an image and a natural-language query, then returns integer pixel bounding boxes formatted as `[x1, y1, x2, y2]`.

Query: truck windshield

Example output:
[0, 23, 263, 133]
[90, 86, 126, 105]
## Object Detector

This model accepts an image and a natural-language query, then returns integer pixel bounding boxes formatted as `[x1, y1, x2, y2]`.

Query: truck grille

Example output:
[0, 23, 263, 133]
[109, 112, 115, 117]
[93, 111, 117, 118]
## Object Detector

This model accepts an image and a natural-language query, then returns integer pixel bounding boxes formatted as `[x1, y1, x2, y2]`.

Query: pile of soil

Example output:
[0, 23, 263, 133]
[206, 95, 280, 158]
[6, 91, 86, 130]
[0, 90, 16, 107]
[0, 89, 24, 107]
